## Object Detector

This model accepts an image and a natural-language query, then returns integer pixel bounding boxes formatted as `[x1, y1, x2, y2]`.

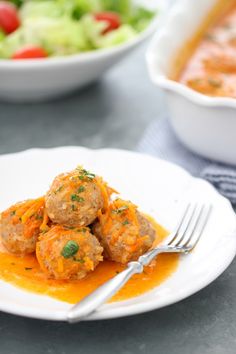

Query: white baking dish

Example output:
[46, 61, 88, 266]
[146, 0, 236, 166]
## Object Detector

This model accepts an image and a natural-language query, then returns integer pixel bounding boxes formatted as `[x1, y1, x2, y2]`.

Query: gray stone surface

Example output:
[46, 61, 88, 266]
[0, 45, 165, 154]
[0, 44, 235, 354]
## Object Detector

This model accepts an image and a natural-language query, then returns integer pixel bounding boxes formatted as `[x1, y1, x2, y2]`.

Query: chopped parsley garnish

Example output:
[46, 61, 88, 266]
[76, 166, 95, 180]
[71, 204, 77, 211]
[55, 185, 63, 194]
[71, 194, 84, 203]
[84, 172, 95, 180]
[41, 229, 47, 234]
[61, 240, 79, 259]
[77, 185, 85, 193]
[64, 226, 75, 230]
[122, 220, 130, 225]
[73, 257, 85, 263]
[75, 228, 87, 233]
[35, 215, 43, 220]
[79, 228, 87, 233]
[10, 210, 16, 216]
[112, 205, 129, 214]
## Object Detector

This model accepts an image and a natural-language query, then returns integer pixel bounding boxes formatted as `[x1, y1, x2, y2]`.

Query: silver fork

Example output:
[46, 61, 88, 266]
[67, 203, 212, 323]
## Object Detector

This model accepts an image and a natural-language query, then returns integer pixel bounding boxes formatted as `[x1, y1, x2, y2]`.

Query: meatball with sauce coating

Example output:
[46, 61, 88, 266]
[92, 198, 156, 264]
[45, 166, 113, 228]
[1, 198, 46, 255]
[36, 225, 103, 280]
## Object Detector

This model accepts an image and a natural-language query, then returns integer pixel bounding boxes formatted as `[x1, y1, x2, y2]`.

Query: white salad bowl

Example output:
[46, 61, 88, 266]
[146, 0, 236, 166]
[0, 0, 165, 102]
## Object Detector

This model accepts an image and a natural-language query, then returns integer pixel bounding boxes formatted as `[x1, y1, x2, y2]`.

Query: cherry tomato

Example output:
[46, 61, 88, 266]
[0, 1, 20, 34]
[12, 47, 48, 60]
[94, 12, 121, 34]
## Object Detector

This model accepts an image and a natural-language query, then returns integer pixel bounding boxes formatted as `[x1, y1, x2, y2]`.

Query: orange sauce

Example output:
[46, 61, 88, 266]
[173, 0, 236, 98]
[0, 220, 178, 304]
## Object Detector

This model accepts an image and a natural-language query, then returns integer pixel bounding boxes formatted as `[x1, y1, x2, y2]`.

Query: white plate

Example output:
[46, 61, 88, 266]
[0, 147, 235, 321]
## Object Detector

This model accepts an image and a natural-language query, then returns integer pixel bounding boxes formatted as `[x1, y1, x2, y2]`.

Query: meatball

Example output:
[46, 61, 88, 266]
[92, 199, 156, 264]
[36, 225, 103, 280]
[1, 198, 45, 255]
[45, 166, 112, 228]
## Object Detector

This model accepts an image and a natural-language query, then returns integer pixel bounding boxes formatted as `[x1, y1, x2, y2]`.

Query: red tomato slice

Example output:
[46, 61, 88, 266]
[94, 12, 121, 34]
[12, 47, 48, 60]
[0, 1, 20, 34]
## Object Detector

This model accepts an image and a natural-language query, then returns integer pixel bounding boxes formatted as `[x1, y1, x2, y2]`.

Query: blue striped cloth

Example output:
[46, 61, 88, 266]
[137, 118, 236, 205]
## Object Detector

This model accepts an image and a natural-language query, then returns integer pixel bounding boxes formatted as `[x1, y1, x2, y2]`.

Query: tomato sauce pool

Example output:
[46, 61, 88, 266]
[178, 1, 236, 98]
[0, 218, 178, 304]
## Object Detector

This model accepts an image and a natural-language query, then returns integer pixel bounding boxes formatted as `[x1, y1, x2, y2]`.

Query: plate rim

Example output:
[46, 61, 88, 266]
[0, 146, 235, 322]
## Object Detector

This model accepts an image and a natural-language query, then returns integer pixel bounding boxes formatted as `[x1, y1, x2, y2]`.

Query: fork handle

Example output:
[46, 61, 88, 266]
[67, 245, 177, 323]
[67, 261, 144, 323]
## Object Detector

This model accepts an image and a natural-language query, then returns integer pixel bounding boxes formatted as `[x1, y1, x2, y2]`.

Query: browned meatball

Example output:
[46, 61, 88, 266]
[36, 225, 103, 280]
[1, 198, 45, 255]
[93, 199, 156, 264]
[45, 166, 112, 228]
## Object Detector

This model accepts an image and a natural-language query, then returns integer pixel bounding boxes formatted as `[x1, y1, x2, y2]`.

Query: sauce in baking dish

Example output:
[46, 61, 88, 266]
[0, 218, 178, 304]
[174, 0, 236, 98]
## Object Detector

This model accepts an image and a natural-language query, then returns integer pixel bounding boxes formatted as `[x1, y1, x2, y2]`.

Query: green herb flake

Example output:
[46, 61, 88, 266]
[41, 229, 47, 234]
[71, 204, 77, 211]
[63, 226, 75, 231]
[55, 185, 63, 194]
[122, 220, 130, 225]
[77, 227, 87, 233]
[76, 166, 95, 180]
[78, 185, 85, 193]
[73, 257, 85, 263]
[35, 215, 43, 220]
[71, 194, 84, 203]
[10, 210, 16, 216]
[112, 205, 129, 214]
[85, 173, 95, 180]
[61, 241, 79, 259]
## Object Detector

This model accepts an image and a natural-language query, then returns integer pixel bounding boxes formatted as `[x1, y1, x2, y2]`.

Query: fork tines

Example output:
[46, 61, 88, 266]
[168, 203, 212, 252]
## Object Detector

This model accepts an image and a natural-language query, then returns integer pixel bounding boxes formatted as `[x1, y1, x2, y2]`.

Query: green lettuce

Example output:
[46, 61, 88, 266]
[81, 15, 136, 49]
[1, 0, 156, 58]
[0, 17, 90, 58]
